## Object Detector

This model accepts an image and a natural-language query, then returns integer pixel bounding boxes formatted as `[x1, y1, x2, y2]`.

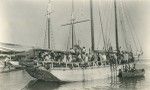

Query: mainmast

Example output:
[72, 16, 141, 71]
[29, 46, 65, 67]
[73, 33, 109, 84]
[90, 0, 95, 51]
[47, 0, 52, 49]
[47, 17, 50, 49]
[62, 0, 90, 49]
[71, 0, 75, 48]
[114, 0, 119, 54]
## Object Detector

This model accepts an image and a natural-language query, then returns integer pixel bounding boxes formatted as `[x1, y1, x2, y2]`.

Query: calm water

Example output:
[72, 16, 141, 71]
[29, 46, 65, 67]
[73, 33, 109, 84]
[0, 60, 150, 90]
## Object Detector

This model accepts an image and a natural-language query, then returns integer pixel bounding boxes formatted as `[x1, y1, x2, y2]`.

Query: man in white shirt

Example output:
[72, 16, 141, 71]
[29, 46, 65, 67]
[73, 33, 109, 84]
[123, 52, 129, 63]
[68, 54, 73, 62]
[102, 53, 107, 65]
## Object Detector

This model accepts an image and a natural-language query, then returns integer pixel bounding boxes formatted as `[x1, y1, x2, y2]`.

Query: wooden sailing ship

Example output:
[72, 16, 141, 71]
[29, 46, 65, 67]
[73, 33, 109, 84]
[25, 0, 144, 82]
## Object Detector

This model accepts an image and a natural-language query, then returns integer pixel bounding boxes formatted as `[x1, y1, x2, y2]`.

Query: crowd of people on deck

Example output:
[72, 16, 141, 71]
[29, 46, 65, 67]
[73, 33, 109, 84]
[33, 46, 140, 68]
[36, 47, 109, 66]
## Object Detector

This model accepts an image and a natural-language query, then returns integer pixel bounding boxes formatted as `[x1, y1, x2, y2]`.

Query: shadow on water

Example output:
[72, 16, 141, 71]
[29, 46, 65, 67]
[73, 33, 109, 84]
[21, 80, 66, 90]
[118, 76, 145, 89]
[20, 60, 148, 90]
[22, 76, 145, 90]
[22, 79, 109, 90]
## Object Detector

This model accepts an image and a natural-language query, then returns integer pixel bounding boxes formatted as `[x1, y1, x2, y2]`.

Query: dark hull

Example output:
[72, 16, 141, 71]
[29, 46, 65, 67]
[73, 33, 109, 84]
[26, 67, 61, 82]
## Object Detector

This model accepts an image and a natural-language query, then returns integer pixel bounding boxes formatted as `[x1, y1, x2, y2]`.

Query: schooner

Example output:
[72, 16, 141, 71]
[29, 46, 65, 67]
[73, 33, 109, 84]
[24, 0, 144, 82]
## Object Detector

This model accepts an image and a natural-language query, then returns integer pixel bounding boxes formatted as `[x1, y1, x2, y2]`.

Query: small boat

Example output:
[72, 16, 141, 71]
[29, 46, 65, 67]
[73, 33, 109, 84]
[118, 64, 145, 78]
[0, 55, 24, 72]
[118, 69, 145, 78]
[8, 61, 23, 69]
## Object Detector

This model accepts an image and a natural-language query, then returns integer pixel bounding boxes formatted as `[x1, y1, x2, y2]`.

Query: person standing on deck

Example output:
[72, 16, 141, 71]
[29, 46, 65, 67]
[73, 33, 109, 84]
[50, 51, 55, 60]
[82, 47, 86, 54]
[70, 48, 75, 53]
[118, 51, 124, 64]
[57, 53, 62, 64]
[113, 53, 118, 64]
[3, 56, 10, 69]
[98, 53, 102, 66]
[108, 46, 113, 52]
[123, 52, 129, 63]
[93, 54, 98, 66]
[62, 54, 67, 63]
[102, 53, 107, 65]
[44, 54, 51, 61]
[82, 53, 88, 67]
[82, 53, 86, 61]
[77, 53, 82, 61]
[136, 50, 143, 61]
[85, 53, 88, 62]
[68, 54, 73, 62]
[129, 51, 134, 63]
[62, 54, 68, 68]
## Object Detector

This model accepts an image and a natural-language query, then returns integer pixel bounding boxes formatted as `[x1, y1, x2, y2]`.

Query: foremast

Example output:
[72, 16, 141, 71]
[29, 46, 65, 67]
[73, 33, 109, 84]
[114, 0, 119, 58]
[90, 0, 95, 52]
[47, 0, 52, 49]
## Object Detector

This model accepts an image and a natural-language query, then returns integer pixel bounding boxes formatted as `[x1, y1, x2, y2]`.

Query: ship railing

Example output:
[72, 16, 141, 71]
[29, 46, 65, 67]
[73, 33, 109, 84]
[42, 60, 109, 69]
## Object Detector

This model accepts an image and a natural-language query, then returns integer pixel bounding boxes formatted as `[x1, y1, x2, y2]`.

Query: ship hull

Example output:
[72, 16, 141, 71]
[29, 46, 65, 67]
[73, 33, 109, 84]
[26, 65, 120, 82]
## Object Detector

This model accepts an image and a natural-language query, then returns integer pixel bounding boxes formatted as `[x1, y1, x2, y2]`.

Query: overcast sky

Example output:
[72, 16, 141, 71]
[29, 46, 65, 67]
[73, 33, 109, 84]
[0, 0, 150, 58]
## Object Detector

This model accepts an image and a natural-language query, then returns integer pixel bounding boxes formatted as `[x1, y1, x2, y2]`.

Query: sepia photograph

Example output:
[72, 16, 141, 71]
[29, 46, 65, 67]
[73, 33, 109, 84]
[0, 0, 150, 90]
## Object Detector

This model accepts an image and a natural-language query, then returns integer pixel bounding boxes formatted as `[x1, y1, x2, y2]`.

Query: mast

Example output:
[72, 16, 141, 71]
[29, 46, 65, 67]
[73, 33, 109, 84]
[114, 0, 119, 54]
[71, 0, 75, 48]
[47, 18, 50, 49]
[47, 0, 52, 49]
[62, 0, 90, 49]
[90, 0, 95, 51]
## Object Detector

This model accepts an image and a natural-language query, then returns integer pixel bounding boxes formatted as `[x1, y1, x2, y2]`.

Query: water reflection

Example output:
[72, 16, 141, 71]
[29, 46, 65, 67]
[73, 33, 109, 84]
[118, 76, 145, 89]
[21, 80, 62, 90]
[22, 76, 145, 90]
[0, 60, 148, 90]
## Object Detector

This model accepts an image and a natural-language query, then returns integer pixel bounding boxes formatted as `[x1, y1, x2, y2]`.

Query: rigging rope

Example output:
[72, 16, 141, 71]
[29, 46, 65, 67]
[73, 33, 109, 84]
[119, 8, 129, 51]
[99, 0, 113, 50]
[106, 0, 114, 50]
[67, 26, 72, 50]
[97, 0, 107, 51]
[43, 28, 47, 48]
[122, 0, 143, 52]
[121, 1, 139, 52]
[118, 1, 131, 51]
